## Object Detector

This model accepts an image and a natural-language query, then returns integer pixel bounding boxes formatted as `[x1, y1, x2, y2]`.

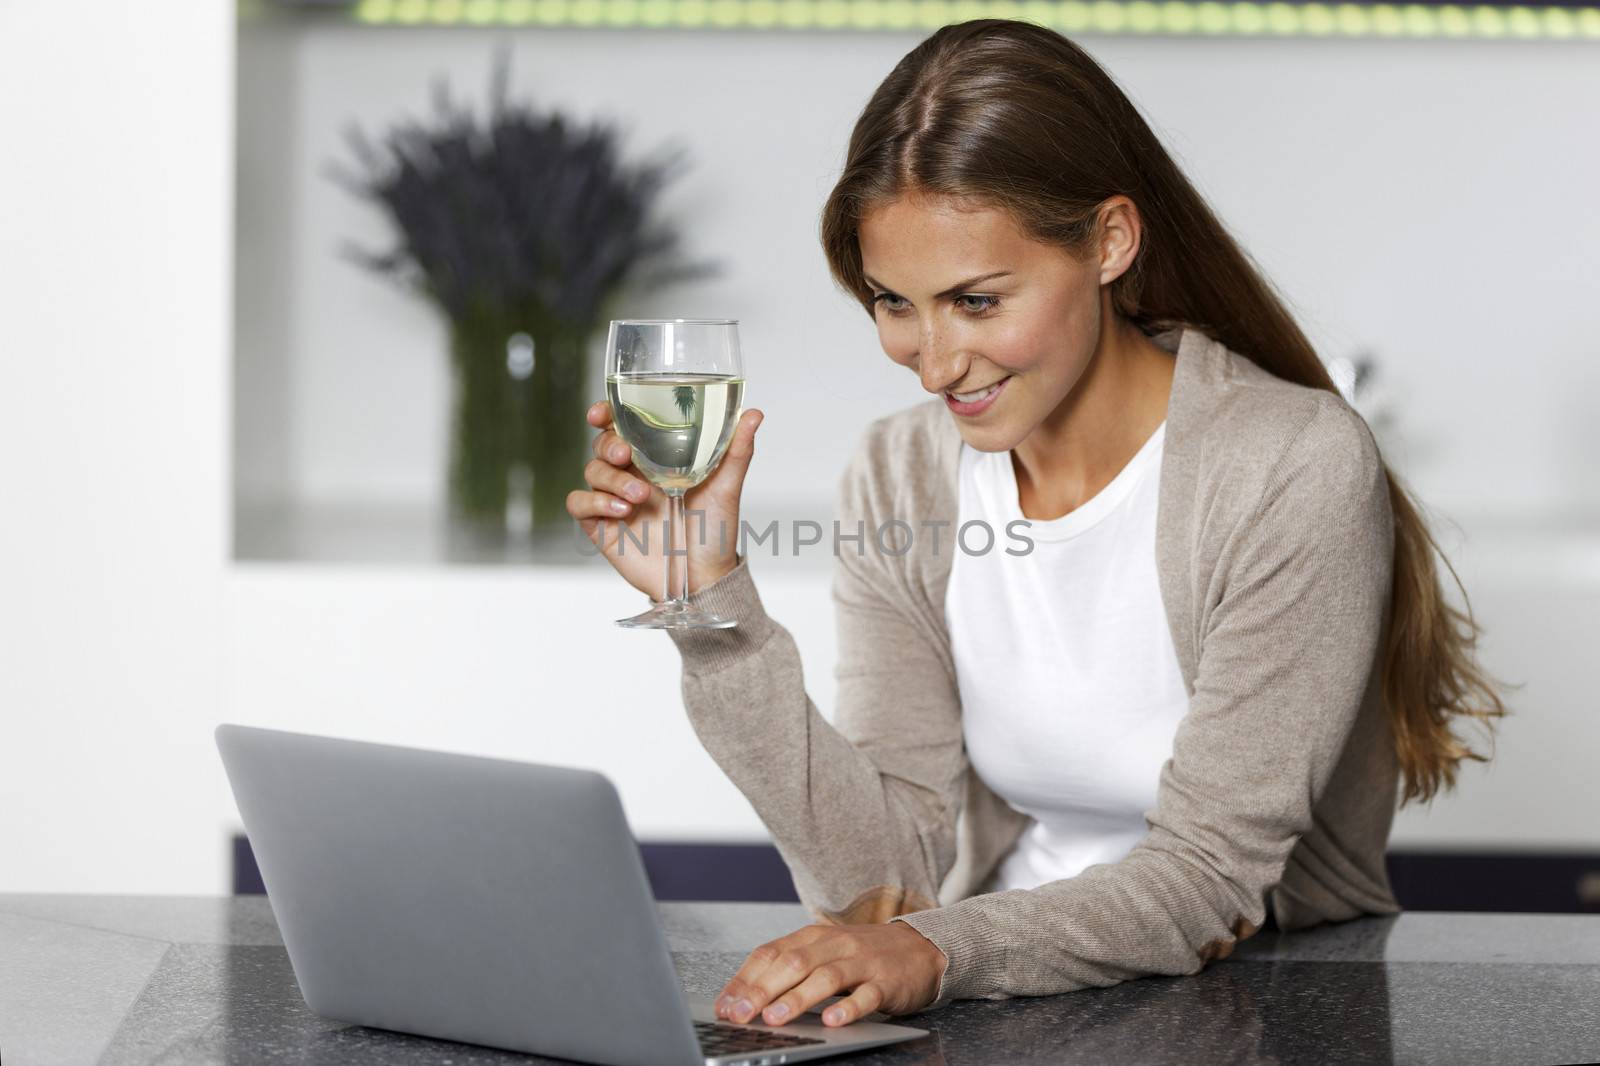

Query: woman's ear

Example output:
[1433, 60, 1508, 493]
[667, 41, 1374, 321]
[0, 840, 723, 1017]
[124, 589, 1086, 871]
[1095, 195, 1143, 286]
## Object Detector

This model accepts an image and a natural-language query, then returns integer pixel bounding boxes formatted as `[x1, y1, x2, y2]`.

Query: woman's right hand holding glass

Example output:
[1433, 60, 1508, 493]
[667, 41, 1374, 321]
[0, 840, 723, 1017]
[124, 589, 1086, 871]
[568, 400, 764, 600]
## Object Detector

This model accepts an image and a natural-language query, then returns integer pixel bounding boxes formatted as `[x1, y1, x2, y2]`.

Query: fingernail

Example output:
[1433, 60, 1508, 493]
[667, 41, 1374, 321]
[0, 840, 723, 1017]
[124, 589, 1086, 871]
[733, 998, 753, 1020]
[626, 481, 647, 501]
[612, 444, 630, 462]
[715, 995, 732, 1014]
[765, 1003, 789, 1023]
[609, 499, 628, 514]
[824, 1008, 843, 1024]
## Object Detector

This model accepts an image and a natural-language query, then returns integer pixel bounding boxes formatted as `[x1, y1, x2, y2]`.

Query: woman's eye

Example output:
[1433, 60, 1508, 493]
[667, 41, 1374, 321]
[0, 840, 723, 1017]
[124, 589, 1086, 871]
[872, 293, 997, 315]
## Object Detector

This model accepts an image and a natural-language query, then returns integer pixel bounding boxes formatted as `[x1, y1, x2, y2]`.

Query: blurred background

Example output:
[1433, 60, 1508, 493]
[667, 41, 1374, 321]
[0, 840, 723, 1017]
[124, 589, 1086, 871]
[1, 0, 1596, 909]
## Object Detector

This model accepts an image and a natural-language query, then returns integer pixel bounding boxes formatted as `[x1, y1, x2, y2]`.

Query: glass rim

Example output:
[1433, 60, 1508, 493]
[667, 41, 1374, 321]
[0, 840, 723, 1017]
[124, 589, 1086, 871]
[610, 317, 739, 326]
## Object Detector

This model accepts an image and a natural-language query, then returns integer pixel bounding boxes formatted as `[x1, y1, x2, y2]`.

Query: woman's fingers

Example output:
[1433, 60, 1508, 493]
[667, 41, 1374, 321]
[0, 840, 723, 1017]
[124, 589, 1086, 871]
[588, 401, 635, 467]
[584, 458, 653, 505]
[566, 487, 632, 520]
[568, 449, 657, 525]
[591, 429, 632, 466]
[717, 928, 840, 1024]
[715, 928, 819, 1020]
[758, 962, 869, 1027]
[716, 945, 783, 1021]
[813, 983, 883, 1027]
[573, 404, 632, 524]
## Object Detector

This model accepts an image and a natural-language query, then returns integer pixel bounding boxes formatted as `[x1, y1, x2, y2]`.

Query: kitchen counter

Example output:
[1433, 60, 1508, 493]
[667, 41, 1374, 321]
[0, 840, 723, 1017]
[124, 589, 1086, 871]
[3, 895, 1598, 1065]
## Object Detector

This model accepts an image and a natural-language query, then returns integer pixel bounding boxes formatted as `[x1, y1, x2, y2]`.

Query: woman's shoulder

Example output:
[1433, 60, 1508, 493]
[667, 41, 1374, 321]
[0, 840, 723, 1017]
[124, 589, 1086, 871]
[1178, 330, 1383, 505]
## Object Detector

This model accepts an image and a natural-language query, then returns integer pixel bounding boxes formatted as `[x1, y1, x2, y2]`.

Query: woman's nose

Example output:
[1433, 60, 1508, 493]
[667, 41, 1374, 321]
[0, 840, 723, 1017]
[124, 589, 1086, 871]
[919, 351, 968, 395]
[917, 326, 967, 394]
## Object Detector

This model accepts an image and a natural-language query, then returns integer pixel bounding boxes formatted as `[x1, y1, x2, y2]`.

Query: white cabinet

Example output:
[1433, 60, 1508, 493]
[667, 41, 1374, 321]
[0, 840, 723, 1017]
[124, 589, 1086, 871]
[221, 510, 1600, 853]
[223, 552, 839, 844]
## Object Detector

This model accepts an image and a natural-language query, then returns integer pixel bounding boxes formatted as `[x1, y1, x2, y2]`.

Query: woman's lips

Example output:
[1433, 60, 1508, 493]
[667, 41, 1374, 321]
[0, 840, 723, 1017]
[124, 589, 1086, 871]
[944, 376, 1010, 416]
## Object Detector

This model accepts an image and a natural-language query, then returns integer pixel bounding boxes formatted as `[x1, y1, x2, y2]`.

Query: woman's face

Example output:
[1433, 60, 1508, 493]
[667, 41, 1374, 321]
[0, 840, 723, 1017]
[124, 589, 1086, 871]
[856, 192, 1107, 453]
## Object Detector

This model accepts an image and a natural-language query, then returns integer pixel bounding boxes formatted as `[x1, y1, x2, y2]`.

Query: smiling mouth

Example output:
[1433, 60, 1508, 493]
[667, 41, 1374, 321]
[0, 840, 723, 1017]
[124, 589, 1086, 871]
[946, 378, 1008, 403]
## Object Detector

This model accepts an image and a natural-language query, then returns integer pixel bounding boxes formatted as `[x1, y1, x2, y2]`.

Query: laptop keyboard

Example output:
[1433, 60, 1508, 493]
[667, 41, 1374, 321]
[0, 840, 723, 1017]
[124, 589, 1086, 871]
[694, 1019, 827, 1060]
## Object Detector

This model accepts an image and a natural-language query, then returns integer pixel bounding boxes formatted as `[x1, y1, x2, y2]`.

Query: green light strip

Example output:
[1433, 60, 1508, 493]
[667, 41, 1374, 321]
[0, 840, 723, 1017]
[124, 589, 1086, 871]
[352, 0, 1600, 38]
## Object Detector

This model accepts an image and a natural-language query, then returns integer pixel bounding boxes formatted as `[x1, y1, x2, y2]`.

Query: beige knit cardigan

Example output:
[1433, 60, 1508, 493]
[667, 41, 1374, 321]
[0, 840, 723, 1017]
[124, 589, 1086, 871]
[664, 326, 1400, 1010]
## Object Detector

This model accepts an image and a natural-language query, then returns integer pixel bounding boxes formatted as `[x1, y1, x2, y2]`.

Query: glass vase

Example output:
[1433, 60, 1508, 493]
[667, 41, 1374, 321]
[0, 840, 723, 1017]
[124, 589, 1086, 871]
[446, 311, 592, 546]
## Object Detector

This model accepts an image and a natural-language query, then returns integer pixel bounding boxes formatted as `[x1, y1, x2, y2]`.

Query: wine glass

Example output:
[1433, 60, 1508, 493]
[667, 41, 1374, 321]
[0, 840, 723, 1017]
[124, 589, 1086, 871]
[604, 318, 745, 630]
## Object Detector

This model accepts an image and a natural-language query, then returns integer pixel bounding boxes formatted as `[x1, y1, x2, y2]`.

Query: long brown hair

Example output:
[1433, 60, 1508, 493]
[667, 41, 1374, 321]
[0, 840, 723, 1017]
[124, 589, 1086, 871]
[819, 19, 1508, 806]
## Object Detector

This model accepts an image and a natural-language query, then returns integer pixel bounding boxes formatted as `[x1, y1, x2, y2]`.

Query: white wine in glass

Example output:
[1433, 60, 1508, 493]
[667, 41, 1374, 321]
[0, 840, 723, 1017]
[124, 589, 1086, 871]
[605, 373, 745, 492]
[604, 319, 744, 629]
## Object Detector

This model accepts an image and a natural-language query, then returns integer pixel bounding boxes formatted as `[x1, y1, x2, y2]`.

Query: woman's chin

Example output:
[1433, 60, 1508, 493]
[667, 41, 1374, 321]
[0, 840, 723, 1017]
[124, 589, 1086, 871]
[952, 420, 1020, 453]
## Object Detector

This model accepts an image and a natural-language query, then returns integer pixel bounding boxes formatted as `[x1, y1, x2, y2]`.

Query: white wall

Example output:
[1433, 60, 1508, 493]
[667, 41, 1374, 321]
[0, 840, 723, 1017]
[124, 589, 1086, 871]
[0, 2, 233, 892]
[236, 25, 1600, 522]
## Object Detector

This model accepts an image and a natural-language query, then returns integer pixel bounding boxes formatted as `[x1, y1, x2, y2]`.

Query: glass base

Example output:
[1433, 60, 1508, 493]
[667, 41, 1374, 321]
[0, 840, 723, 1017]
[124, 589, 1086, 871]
[615, 602, 738, 630]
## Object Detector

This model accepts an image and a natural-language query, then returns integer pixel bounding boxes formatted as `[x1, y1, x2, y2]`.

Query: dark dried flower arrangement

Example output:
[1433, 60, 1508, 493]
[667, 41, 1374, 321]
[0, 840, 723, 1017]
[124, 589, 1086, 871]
[328, 53, 716, 535]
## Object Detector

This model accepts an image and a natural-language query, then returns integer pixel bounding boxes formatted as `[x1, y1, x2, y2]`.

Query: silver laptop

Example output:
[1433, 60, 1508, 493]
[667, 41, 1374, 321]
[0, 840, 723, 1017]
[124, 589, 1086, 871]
[215, 724, 930, 1065]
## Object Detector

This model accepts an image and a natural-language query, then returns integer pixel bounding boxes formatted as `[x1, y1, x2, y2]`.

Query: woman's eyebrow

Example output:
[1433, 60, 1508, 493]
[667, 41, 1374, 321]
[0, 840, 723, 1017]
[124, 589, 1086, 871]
[863, 271, 1014, 300]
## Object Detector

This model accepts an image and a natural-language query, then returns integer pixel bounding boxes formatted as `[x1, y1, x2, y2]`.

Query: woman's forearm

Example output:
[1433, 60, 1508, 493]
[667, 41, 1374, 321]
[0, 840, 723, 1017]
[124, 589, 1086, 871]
[667, 554, 966, 924]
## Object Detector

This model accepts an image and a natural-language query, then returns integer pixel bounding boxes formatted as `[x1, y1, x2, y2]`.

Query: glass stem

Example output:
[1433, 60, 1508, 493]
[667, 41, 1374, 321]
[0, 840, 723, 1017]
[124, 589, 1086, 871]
[664, 489, 689, 610]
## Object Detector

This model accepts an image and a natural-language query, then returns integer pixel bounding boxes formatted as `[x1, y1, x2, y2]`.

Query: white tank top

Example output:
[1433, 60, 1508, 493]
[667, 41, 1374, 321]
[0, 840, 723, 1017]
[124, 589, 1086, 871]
[947, 422, 1191, 893]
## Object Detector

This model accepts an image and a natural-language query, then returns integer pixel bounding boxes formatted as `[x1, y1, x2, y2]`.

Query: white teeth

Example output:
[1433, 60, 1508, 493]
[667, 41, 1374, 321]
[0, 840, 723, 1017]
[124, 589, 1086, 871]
[951, 379, 1003, 404]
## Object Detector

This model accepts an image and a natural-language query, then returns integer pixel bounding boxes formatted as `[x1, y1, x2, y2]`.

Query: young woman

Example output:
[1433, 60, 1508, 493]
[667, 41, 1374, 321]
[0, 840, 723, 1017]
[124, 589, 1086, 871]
[567, 19, 1506, 1029]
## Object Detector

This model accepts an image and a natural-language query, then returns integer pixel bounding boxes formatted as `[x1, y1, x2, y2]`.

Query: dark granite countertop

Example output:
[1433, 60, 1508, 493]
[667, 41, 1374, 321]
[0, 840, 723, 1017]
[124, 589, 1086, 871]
[3, 895, 1599, 1065]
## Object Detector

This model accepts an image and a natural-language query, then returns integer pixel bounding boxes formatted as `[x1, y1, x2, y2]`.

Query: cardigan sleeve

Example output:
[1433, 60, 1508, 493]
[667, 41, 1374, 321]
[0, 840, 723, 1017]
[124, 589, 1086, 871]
[663, 426, 969, 924]
[890, 397, 1395, 1009]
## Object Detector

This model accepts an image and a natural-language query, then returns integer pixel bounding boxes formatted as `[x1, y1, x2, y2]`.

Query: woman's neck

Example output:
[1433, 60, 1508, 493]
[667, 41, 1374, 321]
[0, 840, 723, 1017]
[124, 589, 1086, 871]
[1010, 314, 1176, 522]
